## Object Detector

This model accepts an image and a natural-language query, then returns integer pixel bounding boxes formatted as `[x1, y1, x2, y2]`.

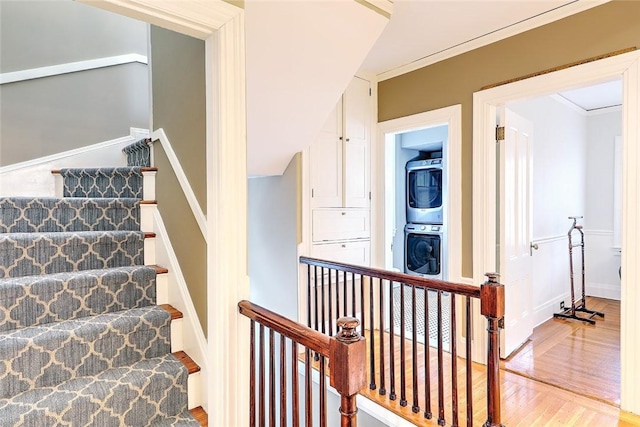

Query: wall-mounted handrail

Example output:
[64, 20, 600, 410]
[151, 128, 207, 241]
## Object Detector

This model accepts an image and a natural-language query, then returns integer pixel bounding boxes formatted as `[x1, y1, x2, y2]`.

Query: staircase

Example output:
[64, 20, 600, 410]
[0, 138, 207, 426]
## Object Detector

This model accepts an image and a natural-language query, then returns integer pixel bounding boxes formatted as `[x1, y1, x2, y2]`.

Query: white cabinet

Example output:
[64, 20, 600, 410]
[310, 240, 370, 267]
[310, 76, 370, 209]
[312, 209, 370, 242]
[306, 76, 372, 268]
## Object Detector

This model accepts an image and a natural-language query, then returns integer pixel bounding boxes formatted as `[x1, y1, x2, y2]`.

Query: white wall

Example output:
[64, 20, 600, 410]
[509, 95, 587, 326]
[584, 109, 622, 300]
[392, 144, 419, 272]
[248, 155, 300, 319]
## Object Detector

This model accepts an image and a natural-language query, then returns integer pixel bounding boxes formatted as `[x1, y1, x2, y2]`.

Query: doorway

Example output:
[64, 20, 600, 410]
[377, 104, 473, 357]
[498, 80, 623, 403]
[473, 50, 640, 414]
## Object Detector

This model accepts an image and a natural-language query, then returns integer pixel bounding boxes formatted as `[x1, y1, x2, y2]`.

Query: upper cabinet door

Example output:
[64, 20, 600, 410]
[344, 76, 370, 208]
[310, 99, 343, 208]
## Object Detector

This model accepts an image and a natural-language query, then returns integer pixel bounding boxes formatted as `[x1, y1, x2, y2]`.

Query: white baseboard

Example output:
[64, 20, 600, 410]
[153, 210, 208, 411]
[0, 128, 149, 197]
[0, 54, 148, 85]
[587, 282, 621, 301]
[533, 293, 570, 327]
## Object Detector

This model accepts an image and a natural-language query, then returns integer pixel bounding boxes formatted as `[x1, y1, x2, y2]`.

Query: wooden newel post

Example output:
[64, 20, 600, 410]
[480, 272, 505, 427]
[330, 317, 367, 427]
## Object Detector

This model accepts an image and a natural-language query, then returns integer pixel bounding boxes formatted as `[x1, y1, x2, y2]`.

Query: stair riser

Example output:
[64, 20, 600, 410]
[55, 170, 155, 200]
[60, 168, 144, 199]
[0, 306, 171, 398]
[0, 231, 145, 278]
[0, 198, 141, 233]
[0, 267, 157, 332]
[143, 170, 156, 200]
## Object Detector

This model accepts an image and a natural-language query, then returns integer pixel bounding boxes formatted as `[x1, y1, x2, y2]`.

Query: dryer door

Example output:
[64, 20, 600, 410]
[405, 232, 441, 276]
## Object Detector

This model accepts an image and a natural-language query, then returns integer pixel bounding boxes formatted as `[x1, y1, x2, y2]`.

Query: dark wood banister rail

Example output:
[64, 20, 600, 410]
[238, 300, 368, 427]
[299, 256, 506, 427]
[299, 256, 482, 298]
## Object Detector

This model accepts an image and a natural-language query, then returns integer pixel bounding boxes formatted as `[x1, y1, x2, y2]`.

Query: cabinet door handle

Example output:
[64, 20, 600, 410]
[341, 212, 346, 216]
[345, 138, 350, 142]
[341, 244, 346, 248]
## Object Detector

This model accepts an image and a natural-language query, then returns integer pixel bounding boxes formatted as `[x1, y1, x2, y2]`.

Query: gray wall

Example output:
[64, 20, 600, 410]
[0, 0, 149, 166]
[248, 154, 300, 319]
[149, 25, 207, 333]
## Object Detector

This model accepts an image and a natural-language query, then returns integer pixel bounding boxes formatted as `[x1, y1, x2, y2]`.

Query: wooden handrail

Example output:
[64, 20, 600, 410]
[239, 300, 331, 357]
[239, 300, 367, 427]
[300, 256, 481, 298]
[481, 273, 505, 427]
[299, 256, 506, 427]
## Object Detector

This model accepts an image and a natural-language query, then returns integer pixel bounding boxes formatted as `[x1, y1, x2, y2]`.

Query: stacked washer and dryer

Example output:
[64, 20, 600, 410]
[404, 156, 445, 280]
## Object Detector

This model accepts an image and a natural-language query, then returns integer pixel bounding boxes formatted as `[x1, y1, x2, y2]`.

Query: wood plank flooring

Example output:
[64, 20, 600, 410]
[304, 297, 640, 426]
[502, 297, 620, 405]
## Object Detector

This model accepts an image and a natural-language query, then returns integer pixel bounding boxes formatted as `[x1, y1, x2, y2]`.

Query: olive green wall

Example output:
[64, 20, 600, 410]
[378, 0, 640, 278]
[150, 26, 207, 332]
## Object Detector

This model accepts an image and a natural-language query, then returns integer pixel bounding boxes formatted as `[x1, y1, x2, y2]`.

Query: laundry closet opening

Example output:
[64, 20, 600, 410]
[386, 123, 451, 348]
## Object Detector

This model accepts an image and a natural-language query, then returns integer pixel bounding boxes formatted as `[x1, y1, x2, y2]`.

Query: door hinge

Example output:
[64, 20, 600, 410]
[311, 189, 314, 197]
[369, 191, 371, 200]
[496, 126, 505, 142]
[369, 88, 372, 96]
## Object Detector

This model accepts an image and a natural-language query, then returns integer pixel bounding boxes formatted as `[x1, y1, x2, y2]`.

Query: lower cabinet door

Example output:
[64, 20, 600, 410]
[310, 240, 370, 266]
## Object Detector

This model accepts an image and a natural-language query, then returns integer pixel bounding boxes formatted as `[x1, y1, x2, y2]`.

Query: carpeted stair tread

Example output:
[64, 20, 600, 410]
[0, 230, 145, 278]
[122, 138, 152, 168]
[0, 305, 171, 398]
[148, 411, 202, 426]
[58, 167, 144, 198]
[0, 266, 157, 332]
[0, 197, 141, 233]
[0, 353, 189, 427]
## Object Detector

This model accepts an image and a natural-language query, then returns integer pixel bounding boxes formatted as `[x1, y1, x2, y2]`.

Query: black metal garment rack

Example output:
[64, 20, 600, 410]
[553, 216, 605, 325]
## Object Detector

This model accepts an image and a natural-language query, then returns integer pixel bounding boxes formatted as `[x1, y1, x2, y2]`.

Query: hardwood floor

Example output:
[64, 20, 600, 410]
[305, 298, 640, 426]
[502, 297, 620, 405]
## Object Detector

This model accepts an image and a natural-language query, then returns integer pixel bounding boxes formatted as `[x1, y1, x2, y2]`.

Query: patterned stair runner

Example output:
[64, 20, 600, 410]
[0, 266, 157, 332]
[122, 138, 152, 168]
[60, 167, 143, 198]
[0, 197, 141, 233]
[0, 141, 202, 426]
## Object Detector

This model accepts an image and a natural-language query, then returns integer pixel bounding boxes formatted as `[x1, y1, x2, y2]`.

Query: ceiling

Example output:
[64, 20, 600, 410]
[246, 0, 614, 175]
[360, 0, 590, 77]
[558, 79, 622, 111]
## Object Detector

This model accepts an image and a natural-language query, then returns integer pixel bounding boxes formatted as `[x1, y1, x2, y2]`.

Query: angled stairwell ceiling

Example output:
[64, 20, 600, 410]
[245, 0, 391, 176]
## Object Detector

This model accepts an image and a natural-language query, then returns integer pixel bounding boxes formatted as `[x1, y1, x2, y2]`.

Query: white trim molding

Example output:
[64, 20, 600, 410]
[151, 128, 208, 241]
[153, 210, 209, 409]
[472, 49, 640, 414]
[79, 1, 248, 425]
[0, 128, 148, 174]
[377, 0, 610, 81]
[0, 54, 148, 85]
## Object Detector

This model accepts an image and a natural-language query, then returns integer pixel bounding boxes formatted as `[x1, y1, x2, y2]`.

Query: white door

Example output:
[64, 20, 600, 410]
[310, 99, 343, 208]
[499, 108, 534, 358]
[343, 76, 370, 208]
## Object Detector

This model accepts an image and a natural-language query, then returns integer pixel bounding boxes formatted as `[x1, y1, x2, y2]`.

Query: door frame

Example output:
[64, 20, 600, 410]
[473, 49, 640, 413]
[77, 1, 248, 425]
[375, 105, 475, 358]
[376, 105, 462, 283]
